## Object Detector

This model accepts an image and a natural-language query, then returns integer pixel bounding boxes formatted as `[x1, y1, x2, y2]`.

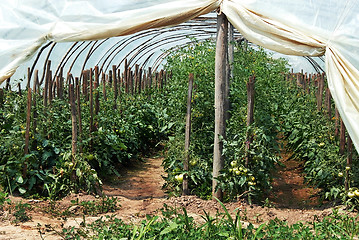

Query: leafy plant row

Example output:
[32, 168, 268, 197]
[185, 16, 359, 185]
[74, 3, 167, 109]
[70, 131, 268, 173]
[59, 202, 359, 239]
[160, 38, 359, 208]
[0, 80, 167, 199]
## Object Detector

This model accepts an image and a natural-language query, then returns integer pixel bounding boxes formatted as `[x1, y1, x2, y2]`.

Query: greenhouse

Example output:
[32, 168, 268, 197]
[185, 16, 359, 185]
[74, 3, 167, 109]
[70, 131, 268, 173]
[0, 0, 359, 239]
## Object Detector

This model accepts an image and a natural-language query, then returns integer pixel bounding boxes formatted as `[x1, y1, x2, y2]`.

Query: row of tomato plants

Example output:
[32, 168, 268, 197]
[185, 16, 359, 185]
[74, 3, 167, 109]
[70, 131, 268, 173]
[0, 86, 167, 199]
[161, 38, 359, 207]
[1, 37, 358, 207]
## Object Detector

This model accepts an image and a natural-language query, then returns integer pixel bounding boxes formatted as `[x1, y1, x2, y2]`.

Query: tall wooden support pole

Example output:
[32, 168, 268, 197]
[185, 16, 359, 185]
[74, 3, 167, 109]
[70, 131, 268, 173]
[245, 76, 255, 167]
[339, 119, 346, 155]
[24, 88, 32, 155]
[23, 87, 32, 178]
[69, 84, 77, 164]
[212, 12, 229, 201]
[183, 73, 194, 196]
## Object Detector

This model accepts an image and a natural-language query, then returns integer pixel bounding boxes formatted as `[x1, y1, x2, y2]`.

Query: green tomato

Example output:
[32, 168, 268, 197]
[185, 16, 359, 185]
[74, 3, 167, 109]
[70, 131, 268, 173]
[235, 170, 241, 176]
[338, 172, 343, 177]
[230, 161, 237, 167]
[348, 192, 355, 198]
[175, 174, 184, 182]
[354, 190, 359, 197]
[190, 160, 197, 167]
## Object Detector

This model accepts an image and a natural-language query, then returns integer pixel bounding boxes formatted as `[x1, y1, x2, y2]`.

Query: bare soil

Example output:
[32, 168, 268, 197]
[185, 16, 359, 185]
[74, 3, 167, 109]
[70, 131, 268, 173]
[0, 153, 354, 240]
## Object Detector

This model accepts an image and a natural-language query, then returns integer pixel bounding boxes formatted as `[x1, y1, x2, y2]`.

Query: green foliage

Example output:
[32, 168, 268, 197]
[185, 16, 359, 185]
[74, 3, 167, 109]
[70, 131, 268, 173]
[12, 201, 32, 223]
[71, 196, 120, 216]
[0, 81, 165, 199]
[162, 39, 216, 198]
[278, 77, 359, 208]
[59, 203, 359, 239]
[162, 40, 288, 200]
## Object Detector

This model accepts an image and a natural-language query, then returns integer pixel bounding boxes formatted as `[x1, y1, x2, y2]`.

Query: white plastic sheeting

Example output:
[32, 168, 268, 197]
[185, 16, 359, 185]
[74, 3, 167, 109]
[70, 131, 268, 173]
[0, 0, 359, 151]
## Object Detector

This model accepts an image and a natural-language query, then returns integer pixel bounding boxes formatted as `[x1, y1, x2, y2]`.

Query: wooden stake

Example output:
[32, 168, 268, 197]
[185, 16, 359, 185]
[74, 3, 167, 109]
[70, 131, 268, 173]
[339, 119, 346, 155]
[112, 65, 118, 108]
[212, 12, 229, 201]
[48, 71, 53, 104]
[32, 71, 38, 137]
[95, 66, 100, 115]
[43, 61, 51, 107]
[18, 83, 21, 96]
[27, 67, 31, 89]
[183, 73, 194, 196]
[5, 78, 10, 91]
[245, 76, 255, 167]
[24, 88, 32, 155]
[76, 85, 83, 153]
[89, 69, 94, 133]
[69, 84, 77, 169]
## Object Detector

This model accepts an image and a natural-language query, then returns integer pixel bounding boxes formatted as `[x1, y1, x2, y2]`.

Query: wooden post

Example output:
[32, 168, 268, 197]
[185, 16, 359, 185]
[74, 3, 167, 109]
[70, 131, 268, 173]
[32, 71, 38, 138]
[339, 119, 346, 155]
[23, 87, 32, 179]
[212, 12, 229, 201]
[43, 61, 51, 107]
[112, 65, 118, 100]
[24, 88, 32, 155]
[89, 69, 94, 133]
[31, 81, 37, 151]
[139, 68, 143, 93]
[5, 78, 10, 91]
[183, 73, 194, 196]
[69, 84, 77, 171]
[18, 83, 21, 96]
[245, 76, 255, 167]
[129, 68, 133, 95]
[26, 67, 30, 89]
[76, 84, 83, 153]
[48, 71, 53, 104]
[345, 136, 353, 191]
[124, 59, 129, 93]
[94, 66, 100, 116]
[135, 64, 139, 94]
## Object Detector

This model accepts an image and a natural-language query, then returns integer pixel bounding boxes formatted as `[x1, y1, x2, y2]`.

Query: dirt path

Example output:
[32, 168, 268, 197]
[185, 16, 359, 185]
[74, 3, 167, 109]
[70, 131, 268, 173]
[269, 147, 321, 209]
[0, 153, 352, 239]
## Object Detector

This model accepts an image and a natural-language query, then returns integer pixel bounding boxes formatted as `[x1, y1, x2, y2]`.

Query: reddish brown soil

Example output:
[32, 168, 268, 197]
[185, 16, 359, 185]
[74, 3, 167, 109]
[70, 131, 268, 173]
[269, 148, 321, 209]
[0, 153, 353, 240]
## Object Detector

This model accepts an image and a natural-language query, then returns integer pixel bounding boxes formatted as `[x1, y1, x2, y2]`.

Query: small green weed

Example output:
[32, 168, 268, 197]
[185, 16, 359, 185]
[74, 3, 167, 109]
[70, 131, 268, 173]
[71, 196, 120, 216]
[12, 201, 32, 223]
